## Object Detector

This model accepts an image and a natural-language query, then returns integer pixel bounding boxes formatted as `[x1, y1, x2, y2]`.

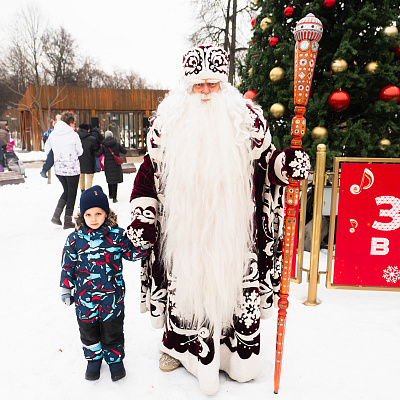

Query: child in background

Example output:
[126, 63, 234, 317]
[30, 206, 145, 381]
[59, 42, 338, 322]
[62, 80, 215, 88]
[60, 185, 151, 382]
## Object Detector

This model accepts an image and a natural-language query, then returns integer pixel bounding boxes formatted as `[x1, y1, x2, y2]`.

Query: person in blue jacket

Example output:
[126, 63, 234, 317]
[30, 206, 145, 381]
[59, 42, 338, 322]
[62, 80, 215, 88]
[60, 185, 152, 382]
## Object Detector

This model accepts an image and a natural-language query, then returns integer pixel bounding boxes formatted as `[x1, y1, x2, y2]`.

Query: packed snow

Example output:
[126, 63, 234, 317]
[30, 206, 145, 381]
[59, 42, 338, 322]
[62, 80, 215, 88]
[1, 152, 399, 400]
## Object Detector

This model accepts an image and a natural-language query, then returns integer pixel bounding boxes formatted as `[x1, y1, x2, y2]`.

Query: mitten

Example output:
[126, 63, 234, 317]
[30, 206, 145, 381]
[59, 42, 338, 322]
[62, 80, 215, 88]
[283, 147, 311, 180]
[61, 287, 74, 306]
[127, 221, 156, 248]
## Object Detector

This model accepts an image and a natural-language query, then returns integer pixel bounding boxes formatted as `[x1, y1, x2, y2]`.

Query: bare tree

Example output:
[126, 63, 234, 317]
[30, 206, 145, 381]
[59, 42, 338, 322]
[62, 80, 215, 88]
[11, 3, 47, 133]
[42, 26, 76, 86]
[189, 0, 254, 83]
[125, 70, 147, 90]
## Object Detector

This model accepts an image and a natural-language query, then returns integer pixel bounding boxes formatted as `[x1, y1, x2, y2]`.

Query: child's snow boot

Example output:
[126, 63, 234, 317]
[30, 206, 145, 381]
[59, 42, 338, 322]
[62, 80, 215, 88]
[109, 361, 126, 382]
[51, 199, 66, 225]
[85, 359, 102, 381]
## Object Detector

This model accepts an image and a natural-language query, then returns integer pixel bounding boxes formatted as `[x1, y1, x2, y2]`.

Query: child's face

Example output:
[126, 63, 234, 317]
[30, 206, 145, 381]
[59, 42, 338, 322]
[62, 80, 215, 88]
[83, 207, 107, 229]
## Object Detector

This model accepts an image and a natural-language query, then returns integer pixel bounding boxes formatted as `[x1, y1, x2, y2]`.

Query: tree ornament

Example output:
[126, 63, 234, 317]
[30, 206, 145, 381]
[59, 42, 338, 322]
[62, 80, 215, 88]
[383, 25, 398, 36]
[248, 68, 253, 76]
[379, 86, 400, 103]
[323, 0, 336, 9]
[328, 90, 350, 111]
[284, 6, 294, 17]
[253, 0, 259, 3]
[331, 58, 348, 73]
[235, 81, 242, 88]
[379, 138, 391, 150]
[270, 36, 279, 47]
[390, 41, 400, 59]
[251, 17, 256, 27]
[311, 126, 328, 140]
[270, 103, 285, 118]
[365, 62, 378, 74]
[260, 17, 273, 31]
[269, 67, 285, 82]
[243, 90, 258, 101]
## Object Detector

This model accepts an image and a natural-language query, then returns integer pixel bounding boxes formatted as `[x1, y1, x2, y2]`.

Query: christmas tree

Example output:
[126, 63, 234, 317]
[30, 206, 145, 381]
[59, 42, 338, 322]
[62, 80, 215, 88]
[239, 0, 400, 168]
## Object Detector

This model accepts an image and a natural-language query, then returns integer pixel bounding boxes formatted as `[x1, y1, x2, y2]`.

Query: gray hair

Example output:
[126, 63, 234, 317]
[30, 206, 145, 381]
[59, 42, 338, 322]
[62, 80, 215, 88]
[105, 130, 113, 138]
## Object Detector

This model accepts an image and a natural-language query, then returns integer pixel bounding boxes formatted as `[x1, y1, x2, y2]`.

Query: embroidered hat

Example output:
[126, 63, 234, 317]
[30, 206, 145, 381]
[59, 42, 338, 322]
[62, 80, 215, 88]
[80, 185, 110, 216]
[182, 45, 229, 84]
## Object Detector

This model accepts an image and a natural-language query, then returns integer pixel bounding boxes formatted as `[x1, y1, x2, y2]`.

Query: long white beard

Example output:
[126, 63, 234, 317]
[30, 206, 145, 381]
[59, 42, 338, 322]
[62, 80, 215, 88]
[159, 91, 255, 327]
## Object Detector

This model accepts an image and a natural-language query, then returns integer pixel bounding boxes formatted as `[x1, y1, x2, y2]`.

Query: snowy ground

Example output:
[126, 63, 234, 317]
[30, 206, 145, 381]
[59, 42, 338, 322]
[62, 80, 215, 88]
[1, 152, 399, 400]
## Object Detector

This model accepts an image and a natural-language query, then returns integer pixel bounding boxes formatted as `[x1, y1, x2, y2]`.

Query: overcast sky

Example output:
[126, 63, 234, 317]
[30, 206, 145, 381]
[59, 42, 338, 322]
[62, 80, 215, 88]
[2, 0, 197, 89]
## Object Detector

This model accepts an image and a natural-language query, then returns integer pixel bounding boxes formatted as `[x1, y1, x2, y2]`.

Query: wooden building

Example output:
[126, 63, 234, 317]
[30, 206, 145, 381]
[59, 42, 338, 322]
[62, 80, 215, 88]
[18, 85, 169, 151]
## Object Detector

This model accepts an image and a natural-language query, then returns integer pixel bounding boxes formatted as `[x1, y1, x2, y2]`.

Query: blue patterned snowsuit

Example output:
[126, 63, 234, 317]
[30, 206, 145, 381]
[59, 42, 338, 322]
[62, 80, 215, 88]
[60, 222, 149, 364]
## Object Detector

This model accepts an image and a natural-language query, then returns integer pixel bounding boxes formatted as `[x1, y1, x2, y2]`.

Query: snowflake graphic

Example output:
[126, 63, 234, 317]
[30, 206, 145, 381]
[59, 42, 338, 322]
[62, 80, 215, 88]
[238, 290, 260, 329]
[382, 266, 400, 283]
[288, 150, 311, 178]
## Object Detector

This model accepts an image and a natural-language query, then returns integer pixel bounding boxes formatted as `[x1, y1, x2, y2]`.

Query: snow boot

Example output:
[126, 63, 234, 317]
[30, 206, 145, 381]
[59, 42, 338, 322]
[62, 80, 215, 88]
[63, 209, 75, 229]
[85, 359, 102, 381]
[109, 361, 126, 382]
[51, 199, 66, 225]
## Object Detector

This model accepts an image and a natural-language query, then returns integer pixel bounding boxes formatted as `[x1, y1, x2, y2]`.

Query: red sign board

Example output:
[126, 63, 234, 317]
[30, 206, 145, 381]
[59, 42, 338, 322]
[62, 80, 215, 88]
[334, 163, 400, 287]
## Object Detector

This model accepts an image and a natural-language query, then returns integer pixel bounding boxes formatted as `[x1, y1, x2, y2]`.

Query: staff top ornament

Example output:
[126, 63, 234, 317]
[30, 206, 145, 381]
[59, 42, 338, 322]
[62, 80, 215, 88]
[294, 14, 323, 43]
[293, 14, 323, 107]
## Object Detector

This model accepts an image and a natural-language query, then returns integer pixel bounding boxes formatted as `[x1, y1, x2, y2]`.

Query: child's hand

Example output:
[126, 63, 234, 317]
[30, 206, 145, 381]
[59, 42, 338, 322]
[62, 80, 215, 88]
[61, 287, 74, 306]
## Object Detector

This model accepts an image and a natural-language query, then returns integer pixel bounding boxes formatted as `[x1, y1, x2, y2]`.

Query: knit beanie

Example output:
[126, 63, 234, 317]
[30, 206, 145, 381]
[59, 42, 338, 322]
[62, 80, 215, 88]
[80, 185, 110, 216]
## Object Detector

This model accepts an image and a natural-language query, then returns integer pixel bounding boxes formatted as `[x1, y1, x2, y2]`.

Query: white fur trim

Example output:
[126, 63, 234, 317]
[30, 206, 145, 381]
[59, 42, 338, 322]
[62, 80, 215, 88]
[130, 196, 158, 223]
[274, 152, 289, 184]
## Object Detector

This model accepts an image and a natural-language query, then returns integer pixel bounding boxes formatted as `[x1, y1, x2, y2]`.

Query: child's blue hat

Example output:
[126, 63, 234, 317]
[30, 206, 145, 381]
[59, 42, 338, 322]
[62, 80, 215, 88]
[80, 185, 110, 216]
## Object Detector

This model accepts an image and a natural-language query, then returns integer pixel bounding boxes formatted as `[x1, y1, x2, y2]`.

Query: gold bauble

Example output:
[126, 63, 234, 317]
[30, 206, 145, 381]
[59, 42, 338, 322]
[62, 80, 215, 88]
[383, 25, 398, 36]
[331, 58, 348, 73]
[365, 61, 378, 74]
[254, 0, 259, 3]
[236, 81, 242, 88]
[260, 17, 273, 31]
[248, 68, 253, 76]
[311, 126, 328, 140]
[379, 138, 391, 150]
[270, 103, 285, 118]
[269, 67, 285, 82]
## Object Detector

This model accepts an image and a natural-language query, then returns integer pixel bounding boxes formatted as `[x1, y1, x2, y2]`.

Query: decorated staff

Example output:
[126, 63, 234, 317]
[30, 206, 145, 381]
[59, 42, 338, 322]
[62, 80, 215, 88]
[274, 14, 323, 394]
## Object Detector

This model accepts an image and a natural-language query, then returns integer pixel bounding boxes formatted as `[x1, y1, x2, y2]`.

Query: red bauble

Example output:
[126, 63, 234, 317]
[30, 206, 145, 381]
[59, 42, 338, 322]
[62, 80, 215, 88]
[379, 86, 400, 103]
[284, 6, 294, 17]
[324, 0, 336, 9]
[251, 17, 256, 27]
[270, 36, 279, 47]
[243, 90, 258, 101]
[390, 40, 400, 58]
[328, 90, 350, 111]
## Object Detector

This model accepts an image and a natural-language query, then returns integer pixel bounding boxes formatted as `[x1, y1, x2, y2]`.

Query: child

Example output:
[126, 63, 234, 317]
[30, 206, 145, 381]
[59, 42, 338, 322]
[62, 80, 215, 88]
[60, 185, 151, 382]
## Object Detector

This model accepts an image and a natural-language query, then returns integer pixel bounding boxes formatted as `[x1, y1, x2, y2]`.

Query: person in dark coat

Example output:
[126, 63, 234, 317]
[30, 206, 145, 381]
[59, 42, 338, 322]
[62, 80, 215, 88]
[96, 131, 127, 203]
[78, 123, 100, 192]
[90, 126, 103, 172]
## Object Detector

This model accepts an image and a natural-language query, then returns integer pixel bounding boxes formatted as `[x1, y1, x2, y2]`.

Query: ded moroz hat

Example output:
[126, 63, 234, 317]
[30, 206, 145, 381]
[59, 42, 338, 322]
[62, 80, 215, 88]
[182, 45, 229, 84]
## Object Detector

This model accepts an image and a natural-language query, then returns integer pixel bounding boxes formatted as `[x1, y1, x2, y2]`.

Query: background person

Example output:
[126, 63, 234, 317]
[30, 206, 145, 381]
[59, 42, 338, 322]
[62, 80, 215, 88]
[77, 123, 100, 191]
[96, 130, 127, 203]
[45, 111, 83, 229]
[40, 114, 62, 178]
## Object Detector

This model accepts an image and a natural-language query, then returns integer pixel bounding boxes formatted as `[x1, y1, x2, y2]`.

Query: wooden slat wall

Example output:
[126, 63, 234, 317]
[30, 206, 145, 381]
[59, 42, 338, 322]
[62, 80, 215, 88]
[19, 85, 169, 151]
[24, 85, 169, 111]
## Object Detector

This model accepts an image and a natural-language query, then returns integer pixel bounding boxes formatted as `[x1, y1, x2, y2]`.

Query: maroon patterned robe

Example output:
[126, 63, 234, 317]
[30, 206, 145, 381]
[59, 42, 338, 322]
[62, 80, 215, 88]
[128, 103, 287, 394]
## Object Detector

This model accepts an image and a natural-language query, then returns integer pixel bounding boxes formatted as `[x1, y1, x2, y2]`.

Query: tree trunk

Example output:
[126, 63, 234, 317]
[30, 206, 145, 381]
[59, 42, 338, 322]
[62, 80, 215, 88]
[228, 0, 237, 84]
[224, 0, 231, 53]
